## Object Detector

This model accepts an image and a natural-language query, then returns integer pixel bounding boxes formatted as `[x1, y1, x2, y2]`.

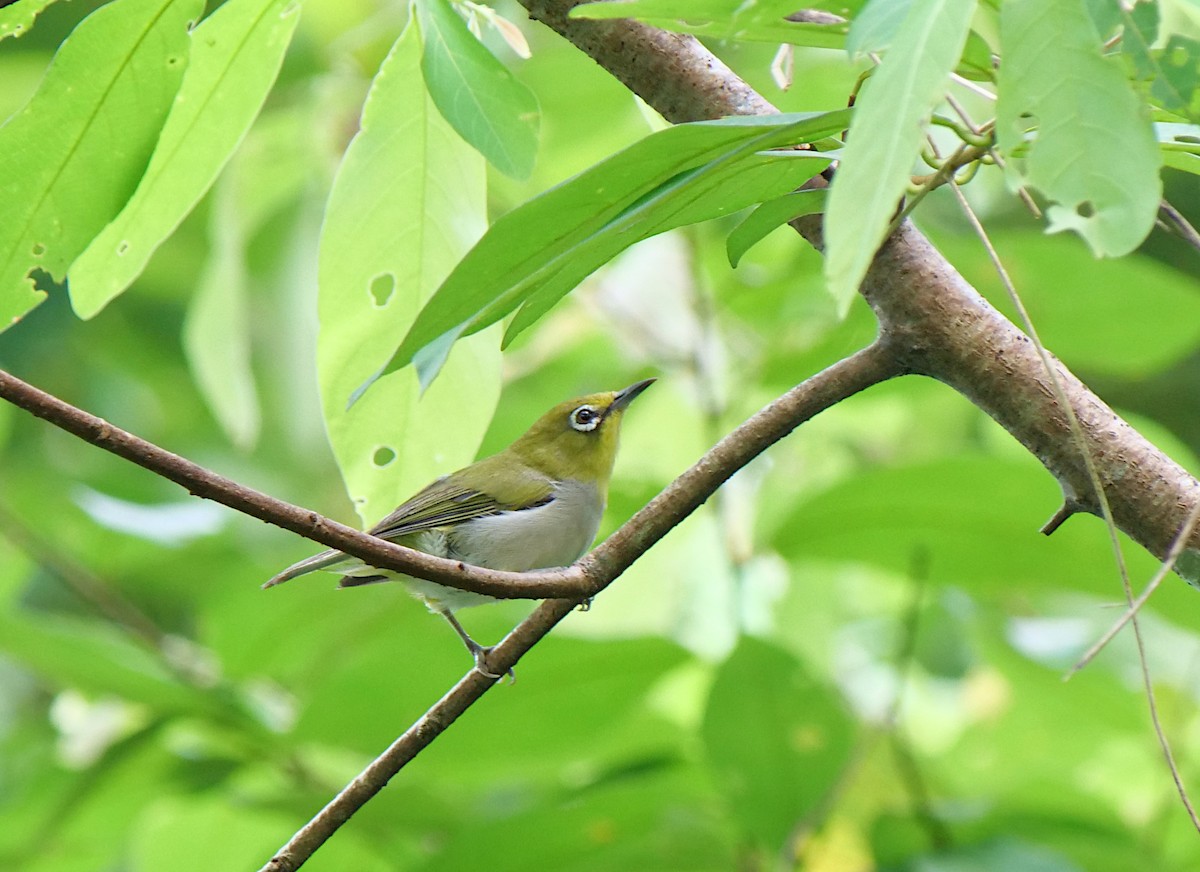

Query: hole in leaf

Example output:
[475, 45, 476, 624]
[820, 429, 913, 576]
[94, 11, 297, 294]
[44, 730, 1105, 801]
[28, 267, 61, 294]
[1075, 201, 1095, 218]
[372, 446, 396, 467]
[369, 273, 395, 307]
[31, 242, 45, 257]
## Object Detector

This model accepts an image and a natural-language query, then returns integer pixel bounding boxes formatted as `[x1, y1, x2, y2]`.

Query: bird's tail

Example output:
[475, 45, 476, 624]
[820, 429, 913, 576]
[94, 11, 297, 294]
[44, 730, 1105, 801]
[262, 549, 346, 589]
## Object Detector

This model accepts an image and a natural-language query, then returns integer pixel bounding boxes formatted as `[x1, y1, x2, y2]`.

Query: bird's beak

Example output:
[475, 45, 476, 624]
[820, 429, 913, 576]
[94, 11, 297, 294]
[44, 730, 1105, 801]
[610, 378, 655, 412]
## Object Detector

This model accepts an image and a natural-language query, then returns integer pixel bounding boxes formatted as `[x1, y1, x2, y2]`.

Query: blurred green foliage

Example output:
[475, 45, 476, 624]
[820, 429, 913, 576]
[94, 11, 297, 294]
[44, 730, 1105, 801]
[1, 0, 1199, 870]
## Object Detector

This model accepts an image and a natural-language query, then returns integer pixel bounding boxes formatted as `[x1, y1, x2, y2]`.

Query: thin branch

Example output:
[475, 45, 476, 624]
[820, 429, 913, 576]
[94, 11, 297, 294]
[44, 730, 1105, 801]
[1159, 200, 1200, 253]
[1068, 500, 1200, 677]
[0, 368, 585, 600]
[258, 342, 903, 871]
[0, 341, 899, 607]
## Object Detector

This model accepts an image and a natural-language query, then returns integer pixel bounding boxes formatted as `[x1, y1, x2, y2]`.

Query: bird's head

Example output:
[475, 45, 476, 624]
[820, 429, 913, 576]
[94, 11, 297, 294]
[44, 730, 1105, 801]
[510, 379, 655, 485]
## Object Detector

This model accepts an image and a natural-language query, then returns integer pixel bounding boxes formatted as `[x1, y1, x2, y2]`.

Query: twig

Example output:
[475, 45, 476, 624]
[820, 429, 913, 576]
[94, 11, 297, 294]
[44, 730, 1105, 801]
[947, 184, 1200, 831]
[1158, 200, 1200, 253]
[1067, 500, 1200, 677]
[258, 342, 904, 871]
[0, 368, 586, 601]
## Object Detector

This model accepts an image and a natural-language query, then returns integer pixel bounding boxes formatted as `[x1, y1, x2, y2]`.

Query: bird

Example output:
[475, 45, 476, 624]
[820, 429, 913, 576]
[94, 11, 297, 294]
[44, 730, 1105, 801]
[263, 379, 654, 676]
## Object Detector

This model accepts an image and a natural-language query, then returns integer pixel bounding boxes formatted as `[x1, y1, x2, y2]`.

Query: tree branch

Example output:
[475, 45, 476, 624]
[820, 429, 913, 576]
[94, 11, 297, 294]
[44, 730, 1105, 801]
[520, 0, 1200, 564]
[0, 367, 584, 599]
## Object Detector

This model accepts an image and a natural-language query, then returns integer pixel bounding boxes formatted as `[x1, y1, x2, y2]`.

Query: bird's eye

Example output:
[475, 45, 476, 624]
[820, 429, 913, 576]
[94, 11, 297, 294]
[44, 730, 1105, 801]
[569, 405, 602, 432]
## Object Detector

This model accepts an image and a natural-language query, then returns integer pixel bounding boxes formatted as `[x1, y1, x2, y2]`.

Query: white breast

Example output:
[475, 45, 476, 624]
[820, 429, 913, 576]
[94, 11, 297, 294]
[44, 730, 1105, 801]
[403, 480, 604, 613]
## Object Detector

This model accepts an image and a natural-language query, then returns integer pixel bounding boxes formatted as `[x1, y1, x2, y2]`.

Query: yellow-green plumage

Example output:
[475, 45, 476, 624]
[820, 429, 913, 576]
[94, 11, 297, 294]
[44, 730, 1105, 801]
[264, 379, 653, 672]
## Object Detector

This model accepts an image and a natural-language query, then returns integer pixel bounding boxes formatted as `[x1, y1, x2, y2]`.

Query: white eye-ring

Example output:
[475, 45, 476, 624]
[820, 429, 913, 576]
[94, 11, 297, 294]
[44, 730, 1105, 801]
[569, 405, 602, 432]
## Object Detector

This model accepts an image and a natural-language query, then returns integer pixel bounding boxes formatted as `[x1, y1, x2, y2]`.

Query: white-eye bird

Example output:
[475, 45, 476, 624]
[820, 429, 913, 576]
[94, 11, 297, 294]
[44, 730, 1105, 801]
[264, 379, 654, 674]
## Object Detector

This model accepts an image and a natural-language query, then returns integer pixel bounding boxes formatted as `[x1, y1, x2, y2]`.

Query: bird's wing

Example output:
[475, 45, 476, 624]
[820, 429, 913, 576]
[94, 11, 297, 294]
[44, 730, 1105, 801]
[369, 461, 554, 540]
[262, 458, 554, 589]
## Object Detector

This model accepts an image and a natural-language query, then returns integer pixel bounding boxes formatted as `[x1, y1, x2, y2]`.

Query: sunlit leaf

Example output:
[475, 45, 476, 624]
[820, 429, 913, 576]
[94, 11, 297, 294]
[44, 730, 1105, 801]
[182, 108, 312, 449]
[416, 0, 539, 179]
[845, 0, 914, 57]
[68, 0, 301, 318]
[317, 19, 500, 525]
[0, 0, 200, 332]
[370, 110, 849, 393]
[0, 0, 63, 41]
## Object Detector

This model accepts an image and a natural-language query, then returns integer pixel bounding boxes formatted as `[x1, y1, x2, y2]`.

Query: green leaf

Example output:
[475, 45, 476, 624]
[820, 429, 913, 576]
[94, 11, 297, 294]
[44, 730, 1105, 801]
[317, 20, 500, 526]
[1158, 120, 1200, 173]
[570, 0, 850, 49]
[414, 636, 692, 785]
[416, 0, 539, 179]
[824, 0, 976, 315]
[0, 606, 208, 716]
[1154, 34, 1200, 122]
[500, 150, 835, 347]
[129, 796, 305, 872]
[927, 230, 1200, 376]
[1118, 3, 1200, 123]
[3, 728, 183, 872]
[771, 454, 1165, 599]
[996, 0, 1162, 256]
[0, 0, 62, 41]
[726, 188, 828, 267]
[415, 764, 734, 872]
[845, 0, 914, 57]
[182, 214, 259, 450]
[701, 637, 854, 851]
[371, 110, 849, 392]
[0, 0, 200, 332]
[68, 0, 301, 319]
[909, 837, 1087, 872]
[1118, 0, 1159, 81]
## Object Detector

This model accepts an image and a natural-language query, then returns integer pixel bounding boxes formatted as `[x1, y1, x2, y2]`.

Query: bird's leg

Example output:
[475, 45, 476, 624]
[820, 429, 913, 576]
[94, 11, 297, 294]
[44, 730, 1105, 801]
[439, 610, 514, 682]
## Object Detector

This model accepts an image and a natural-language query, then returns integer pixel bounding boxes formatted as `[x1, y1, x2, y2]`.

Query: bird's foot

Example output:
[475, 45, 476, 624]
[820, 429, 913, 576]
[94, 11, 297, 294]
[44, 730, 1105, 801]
[470, 643, 515, 684]
[576, 597, 593, 612]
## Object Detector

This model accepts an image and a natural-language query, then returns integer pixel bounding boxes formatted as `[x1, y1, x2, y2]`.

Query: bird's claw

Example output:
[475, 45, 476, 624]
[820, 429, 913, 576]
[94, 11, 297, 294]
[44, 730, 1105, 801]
[472, 645, 515, 684]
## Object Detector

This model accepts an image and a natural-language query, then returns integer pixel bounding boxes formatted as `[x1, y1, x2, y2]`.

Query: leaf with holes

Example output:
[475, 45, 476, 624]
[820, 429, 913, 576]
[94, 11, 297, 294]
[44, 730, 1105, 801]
[0, 0, 199, 332]
[318, 20, 499, 526]
[0, 0, 63, 41]
[996, 0, 1162, 256]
